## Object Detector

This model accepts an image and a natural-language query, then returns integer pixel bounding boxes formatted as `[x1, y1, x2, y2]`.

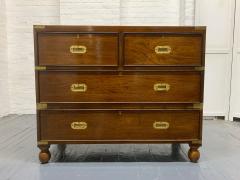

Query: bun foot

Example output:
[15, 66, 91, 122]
[188, 144, 200, 163]
[38, 144, 51, 164]
[39, 151, 50, 164]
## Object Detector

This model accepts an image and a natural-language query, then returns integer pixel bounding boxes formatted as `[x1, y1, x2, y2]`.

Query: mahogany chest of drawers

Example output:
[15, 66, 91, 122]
[34, 25, 206, 163]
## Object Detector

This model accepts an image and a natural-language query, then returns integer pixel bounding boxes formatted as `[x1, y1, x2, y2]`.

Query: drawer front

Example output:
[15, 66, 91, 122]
[38, 33, 118, 66]
[40, 110, 200, 141]
[39, 72, 202, 103]
[124, 34, 202, 66]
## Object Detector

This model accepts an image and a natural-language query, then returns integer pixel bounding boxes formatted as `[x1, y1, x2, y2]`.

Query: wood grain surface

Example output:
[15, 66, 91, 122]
[38, 33, 118, 66]
[40, 110, 200, 141]
[38, 71, 202, 103]
[124, 34, 202, 66]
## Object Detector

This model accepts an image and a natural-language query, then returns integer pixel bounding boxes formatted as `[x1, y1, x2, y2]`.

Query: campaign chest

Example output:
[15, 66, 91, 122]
[34, 25, 206, 163]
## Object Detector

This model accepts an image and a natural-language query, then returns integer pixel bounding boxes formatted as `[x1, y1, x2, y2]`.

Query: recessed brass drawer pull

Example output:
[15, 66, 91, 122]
[71, 122, 87, 130]
[70, 45, 87, 54]
[155, 45, 171, 54]
[153, 121, 169, 130]
[154, 83, 170, 92]
[71, 83, 87, 92]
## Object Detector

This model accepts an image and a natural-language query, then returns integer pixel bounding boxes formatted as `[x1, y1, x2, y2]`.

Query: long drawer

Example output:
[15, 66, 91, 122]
[40, 110, 201, 141]
[37, 33, 118, 66]
[124, 34, 203, 66]
[38, 71, 202, 103]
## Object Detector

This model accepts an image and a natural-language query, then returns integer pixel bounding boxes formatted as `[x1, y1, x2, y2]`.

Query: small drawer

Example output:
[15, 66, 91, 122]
[38, 33, 118, 66]
[39, 71, 202, 103]
[124, 34, 203, 66]
[40, 110, 201, 141]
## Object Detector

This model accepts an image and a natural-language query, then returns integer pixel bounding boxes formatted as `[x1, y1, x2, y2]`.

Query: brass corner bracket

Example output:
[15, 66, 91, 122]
[35, 66, 46, 71]
[34, 25, 45, 29]
[194, 66, 205, 71]
[194, 26, 205, 31]
[192, 140, 202, 145]
[193, 103, 203, 110]
[37, 103, 47, 110]
[37, 140, 48, 145]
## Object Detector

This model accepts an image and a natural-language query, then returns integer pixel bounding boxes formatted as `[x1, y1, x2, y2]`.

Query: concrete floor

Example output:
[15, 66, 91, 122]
[0, 115, 240, 180]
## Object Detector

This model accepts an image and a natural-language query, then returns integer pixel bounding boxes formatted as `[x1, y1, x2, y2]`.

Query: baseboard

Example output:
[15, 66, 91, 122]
[203, 112, 226, 117]
[203, 116, 225, 120]
[233, 117, 240, 122]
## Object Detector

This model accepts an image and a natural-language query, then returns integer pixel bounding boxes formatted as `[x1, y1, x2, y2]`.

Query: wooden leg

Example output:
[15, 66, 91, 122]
[188, 144, 200, 163]
[38, 144, 51, 164]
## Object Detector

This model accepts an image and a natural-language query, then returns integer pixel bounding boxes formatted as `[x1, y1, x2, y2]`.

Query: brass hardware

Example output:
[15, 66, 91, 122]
[193, 103, 203, 110]
[194, 66, 205, 71]
[192, 140, 202, 144]
[70, 45, 87, 54]
[71, 83, 87, 92]
[37, 103, 47, 110]
[195, 26, 205, 30]
[155, 45, 171, 54]
[71, 122, 87, 130]
[35, 66, 46, 71]
[34, 25, 45, 29]
[154, 83, 170, 92]
[37, 140, 48, 145]
[153, 121, 170, 129]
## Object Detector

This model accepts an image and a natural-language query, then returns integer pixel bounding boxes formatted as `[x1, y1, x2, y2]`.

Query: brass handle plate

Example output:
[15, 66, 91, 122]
[71, 122, 87, 130]
[153, 121, 169, 130]
[154, 83, 170, 92]
[155, 45, 171, 54]
[71, 83, 87, 92]
[70, 45, 87, 54]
